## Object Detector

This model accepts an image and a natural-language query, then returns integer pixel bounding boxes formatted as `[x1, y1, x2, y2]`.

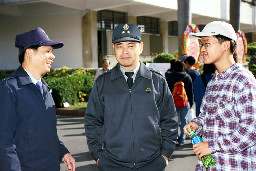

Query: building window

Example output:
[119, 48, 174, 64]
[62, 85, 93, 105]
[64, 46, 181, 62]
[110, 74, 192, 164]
[242, 0, 256, 5]
[168, 21, 178, 36]
[245, 32, 253, 43]
[97, 10, 127, 30]
[197, 25, 206, 32]
[137, 16, 159, 34]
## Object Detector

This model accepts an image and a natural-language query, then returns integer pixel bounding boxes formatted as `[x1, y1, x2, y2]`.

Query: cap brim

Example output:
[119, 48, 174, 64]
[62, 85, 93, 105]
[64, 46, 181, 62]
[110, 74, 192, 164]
[41, 42, 64, 49]
[189, 32, 218, 39]
[112, 37, 140, 43]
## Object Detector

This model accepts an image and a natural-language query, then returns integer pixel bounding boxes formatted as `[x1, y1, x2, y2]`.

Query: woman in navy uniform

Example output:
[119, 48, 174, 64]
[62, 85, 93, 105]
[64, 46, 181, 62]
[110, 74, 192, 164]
[0, 28, 75, 171]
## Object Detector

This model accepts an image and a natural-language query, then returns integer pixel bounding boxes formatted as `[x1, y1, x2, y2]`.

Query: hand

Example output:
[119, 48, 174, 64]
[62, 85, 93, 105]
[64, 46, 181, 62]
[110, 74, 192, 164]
[192, 142, 211, 160]
[162, 155, 168, 166]
[183, 121, 199, 136]
[63, 153, 75, 171]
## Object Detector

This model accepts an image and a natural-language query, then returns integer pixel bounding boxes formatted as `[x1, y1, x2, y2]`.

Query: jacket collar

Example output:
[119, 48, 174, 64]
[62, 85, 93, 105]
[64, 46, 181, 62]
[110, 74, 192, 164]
[110, 62, 152, 81]
[16, 66, 49, 89]
[16, 66, 33, 86]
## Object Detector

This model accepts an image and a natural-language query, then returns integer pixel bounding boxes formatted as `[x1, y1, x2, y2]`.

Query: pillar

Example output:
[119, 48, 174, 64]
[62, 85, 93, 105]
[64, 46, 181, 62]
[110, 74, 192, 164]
[82, 10, 98, 68]
[178, 0, 191, 60]
[230, 0, 240, 32]
[160, 21, 169, 53]
[128, 16, 137, 25]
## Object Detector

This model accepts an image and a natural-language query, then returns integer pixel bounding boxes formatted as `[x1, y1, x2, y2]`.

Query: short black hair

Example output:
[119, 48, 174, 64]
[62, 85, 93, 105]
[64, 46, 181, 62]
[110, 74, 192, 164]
[170, 59, 176, 72]
[215, 35, 236, 54]
[18, 45, 40, 64]
[174, 60, 185, 72]
[184, 56, 196, 65]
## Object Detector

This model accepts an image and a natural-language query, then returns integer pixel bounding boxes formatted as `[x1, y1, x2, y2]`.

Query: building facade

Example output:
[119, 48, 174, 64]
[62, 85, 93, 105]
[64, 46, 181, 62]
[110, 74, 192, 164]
[0, 0, 256, 69]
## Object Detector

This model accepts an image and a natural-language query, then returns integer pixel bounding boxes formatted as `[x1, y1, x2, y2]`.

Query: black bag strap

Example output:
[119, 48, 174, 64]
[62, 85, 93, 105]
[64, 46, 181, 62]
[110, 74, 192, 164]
[201, 74, 207, 88]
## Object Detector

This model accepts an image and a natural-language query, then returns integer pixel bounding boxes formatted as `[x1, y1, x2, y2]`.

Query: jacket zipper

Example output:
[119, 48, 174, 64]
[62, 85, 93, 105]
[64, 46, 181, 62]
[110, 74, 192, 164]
[130, 89, 136, 167]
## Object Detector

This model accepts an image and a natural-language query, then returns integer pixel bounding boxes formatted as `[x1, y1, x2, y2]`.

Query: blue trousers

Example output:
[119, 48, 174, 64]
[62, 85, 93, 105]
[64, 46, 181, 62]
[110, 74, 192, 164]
[176, 102, 190, 144]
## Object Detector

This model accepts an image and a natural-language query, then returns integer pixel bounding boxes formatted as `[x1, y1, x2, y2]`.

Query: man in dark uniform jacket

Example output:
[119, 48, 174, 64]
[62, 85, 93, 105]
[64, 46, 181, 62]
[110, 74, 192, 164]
[0, 28, 75, 171]
[84, 24, 178, 171]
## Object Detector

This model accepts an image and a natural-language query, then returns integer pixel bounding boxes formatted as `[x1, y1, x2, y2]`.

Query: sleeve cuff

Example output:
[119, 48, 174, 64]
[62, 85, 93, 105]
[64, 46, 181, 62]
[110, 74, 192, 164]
[208, 140, 221, 153]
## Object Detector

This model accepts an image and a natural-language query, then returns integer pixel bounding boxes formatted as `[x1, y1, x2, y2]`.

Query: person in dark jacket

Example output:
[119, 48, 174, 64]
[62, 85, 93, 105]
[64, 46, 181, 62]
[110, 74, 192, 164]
[165, 60, 193, 146]
[0, 27, 75, 171]
[184, 56, 200, 82]
[84, 24, 178, 171]
[193, 63, 216, 117]
[165, 59, 177, 77]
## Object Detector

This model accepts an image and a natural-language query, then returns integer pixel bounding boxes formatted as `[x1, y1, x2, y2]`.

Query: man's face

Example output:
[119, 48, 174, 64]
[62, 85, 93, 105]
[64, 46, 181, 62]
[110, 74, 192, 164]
[113, 41, 143, 70]
[30, 46, 55, 76]
[200, 36, 223, 65]
[103, 59, 110, 70]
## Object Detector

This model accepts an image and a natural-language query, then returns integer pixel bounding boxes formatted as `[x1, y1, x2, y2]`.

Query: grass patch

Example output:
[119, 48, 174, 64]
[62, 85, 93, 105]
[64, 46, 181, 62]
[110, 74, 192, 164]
[66, 102, 88, 110]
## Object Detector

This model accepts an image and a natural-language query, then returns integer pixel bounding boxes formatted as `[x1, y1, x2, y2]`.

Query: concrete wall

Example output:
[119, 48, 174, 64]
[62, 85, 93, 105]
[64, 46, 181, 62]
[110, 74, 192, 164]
[0, 12, 83, 70]
[168, 36, 178, 55]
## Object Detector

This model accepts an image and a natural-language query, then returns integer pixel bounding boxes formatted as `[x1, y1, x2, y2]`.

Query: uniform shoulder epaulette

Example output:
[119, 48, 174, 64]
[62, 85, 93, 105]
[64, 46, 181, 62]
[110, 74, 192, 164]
[1, 73, 16, 82]
[97, 69, 111, 79]
[149, 68, 163, 77]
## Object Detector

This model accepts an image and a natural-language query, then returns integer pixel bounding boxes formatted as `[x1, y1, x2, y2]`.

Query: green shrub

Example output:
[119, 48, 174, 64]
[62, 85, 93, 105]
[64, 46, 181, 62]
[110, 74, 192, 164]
[44, 67, 96, 77]
[153, 53, 175, 63]
[143, 60, 152, 65]
[0, 70, 15, 80]
[44, 74, 94, 107]
[247, 45, 256, 56]
[43, 66, 95, 107]
[247, 42, 256, 56]
[250, 64, 256, 77]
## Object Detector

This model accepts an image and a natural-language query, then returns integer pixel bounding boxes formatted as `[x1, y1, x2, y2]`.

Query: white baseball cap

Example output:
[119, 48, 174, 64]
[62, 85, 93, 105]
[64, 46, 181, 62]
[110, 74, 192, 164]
[189, 21, 237, 41]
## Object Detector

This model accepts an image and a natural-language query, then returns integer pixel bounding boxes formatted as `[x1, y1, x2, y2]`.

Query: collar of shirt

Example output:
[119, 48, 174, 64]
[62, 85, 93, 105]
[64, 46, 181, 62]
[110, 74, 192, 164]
[24, 70, 42, 85]
[214, 63, 239, 80]
[120, 62, 140, 82]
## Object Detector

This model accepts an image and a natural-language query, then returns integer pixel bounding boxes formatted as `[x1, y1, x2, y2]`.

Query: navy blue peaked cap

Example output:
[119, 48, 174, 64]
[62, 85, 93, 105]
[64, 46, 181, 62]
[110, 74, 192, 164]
[112, 24, 141, 43]
[15, 27, 64, 49]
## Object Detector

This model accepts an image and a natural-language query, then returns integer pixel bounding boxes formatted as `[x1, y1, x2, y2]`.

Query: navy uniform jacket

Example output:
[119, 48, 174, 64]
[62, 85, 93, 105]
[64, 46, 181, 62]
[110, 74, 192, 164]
[84, 62, 178, 169]
[0, 66, 69, 171]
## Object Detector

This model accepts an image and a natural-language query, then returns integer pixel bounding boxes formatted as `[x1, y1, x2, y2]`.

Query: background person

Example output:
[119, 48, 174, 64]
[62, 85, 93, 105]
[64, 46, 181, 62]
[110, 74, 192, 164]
[184, 56, 200, 82]
[0, 27, 75, 171]
[84, 24, 178, 171]
[95, 59, 111, 80]
[165, 59, 177, 78]
[165, 60, 193, 146]
[193, 63, 216, 117]
[184, 21, 256, 170]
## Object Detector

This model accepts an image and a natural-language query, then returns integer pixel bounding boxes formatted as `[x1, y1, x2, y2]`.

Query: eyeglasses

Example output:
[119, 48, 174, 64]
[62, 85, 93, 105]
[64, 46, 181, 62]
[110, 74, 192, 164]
[199, 41, 218, 48]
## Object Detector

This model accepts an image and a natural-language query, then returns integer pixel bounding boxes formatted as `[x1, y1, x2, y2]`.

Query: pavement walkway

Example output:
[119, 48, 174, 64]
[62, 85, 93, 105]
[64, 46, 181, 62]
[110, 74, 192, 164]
[57, 115, 198, 171]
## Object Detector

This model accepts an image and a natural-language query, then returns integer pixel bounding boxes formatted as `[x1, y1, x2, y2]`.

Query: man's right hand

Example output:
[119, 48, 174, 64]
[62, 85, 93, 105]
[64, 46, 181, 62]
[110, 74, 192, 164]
[183, 121, 199, 136]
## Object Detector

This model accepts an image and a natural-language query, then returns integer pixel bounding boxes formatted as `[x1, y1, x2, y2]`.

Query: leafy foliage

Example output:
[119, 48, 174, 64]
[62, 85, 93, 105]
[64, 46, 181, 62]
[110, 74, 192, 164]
[153, 53, 176, 63]
[0, 70, 15, 80]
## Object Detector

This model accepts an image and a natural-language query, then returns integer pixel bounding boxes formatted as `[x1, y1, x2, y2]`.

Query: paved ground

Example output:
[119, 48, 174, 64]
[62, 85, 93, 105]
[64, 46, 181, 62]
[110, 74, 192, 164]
[57, 115, 198, 171]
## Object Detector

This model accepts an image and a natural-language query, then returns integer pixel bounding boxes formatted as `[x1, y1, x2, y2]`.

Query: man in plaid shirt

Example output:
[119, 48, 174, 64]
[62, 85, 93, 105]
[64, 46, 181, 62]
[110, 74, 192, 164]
[184, 21, 256, 170]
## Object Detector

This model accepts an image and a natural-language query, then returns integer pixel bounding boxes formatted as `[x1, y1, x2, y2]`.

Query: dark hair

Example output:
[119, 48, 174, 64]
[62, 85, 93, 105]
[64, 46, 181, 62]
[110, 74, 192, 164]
[203, 64, 216, 74]
[103, 59, 110, 64]
[184, 56, 196, 65]
[170, 59, 176, 72]
[18, 45, 40, 64]
[215, 35, 236, 54]
[174, 60, 185, 72]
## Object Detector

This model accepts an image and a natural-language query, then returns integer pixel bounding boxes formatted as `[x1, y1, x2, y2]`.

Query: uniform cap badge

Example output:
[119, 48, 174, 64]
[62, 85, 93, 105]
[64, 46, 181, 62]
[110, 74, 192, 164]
[123, 24, 129, 30]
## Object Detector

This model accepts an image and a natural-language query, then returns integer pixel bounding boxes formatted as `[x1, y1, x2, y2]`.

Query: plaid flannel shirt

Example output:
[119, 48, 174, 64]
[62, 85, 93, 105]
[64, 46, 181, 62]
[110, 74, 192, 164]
[193, 63, 256, 171]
